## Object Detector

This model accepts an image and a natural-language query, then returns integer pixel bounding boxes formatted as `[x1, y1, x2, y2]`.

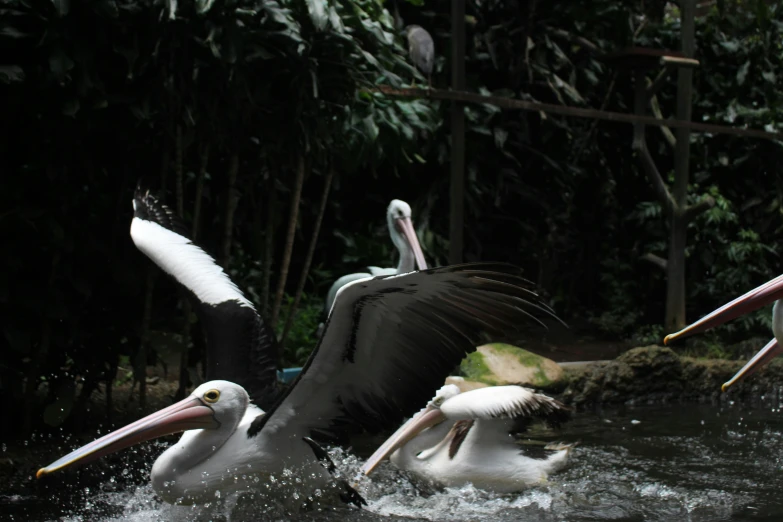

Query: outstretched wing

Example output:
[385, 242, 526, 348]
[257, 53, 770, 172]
[130, 185, 280, 408]
[249, 263, 565, 444]
[442, 385, 572, 458]
[442, 384, 571, 432]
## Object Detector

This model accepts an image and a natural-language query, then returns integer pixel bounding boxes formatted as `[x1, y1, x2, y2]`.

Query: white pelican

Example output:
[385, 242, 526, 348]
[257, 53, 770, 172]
[320, 199, 428, 326]
[664, 273, 783, 391]
[360, 384, 575, 492]
[37, 189, 564, 509]
[129, 186, 280, 408]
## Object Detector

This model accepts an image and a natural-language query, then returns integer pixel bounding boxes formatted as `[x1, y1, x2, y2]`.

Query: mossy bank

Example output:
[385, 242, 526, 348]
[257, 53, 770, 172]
[557, 345, 783, 408]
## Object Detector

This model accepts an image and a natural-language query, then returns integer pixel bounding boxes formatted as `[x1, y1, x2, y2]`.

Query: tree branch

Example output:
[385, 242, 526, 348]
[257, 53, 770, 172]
[645, 64, 675, 99]
[684, 195, 716, 222]
[649, 92, 677, 149]
[280, 166, 335, 350]
[640, 253, 668, 271]
[271, 156, 306, 329]
[261, 170, 277, 317]
[634, 141, 677, 218]
[544, 25, 599, 52]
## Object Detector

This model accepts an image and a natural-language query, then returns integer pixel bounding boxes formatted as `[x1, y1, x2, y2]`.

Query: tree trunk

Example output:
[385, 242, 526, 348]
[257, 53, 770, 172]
[261, 170, 277, 317]
[449, 0, 466, 264]
[271, 156, 306, 329]
[280, 166, 335, 350]
[136, 267, 155, 411]
[21, 254, 59, 435]
[106, 355, 118, 425]
[665, 212, 687, 331]
[174, 130, 192, 401]
[160, 150, 170, 194]
[192, 144, 210, 242]
[175, 125, 184, 216]
[221, 154, 240, 268]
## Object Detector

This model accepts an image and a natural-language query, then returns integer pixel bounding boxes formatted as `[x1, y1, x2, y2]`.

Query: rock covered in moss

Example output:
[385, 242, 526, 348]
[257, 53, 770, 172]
[559, 344, 783, 407]
[459, 343, 564, 389]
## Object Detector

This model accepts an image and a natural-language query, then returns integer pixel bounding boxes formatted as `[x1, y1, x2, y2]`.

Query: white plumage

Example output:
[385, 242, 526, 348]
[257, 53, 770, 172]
[362, 384, 575, 493]
[130, 218, 254, 310]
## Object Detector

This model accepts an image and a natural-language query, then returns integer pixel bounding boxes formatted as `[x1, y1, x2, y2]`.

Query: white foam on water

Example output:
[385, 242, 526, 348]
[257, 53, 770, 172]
[42, 406, 783, 522]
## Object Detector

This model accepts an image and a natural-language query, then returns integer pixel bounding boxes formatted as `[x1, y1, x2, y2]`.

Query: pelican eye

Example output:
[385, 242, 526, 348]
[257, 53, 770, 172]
[203, 389, 220, 403]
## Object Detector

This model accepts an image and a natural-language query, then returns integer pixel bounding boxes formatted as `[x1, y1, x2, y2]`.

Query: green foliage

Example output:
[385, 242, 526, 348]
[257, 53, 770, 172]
[0, 0, 436, 434]
[274, 293, 323, 367]
[3, 0, 783, 437]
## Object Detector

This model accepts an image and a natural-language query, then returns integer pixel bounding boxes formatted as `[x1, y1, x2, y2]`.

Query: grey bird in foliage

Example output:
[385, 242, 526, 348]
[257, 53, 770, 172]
[405, 25, 434, 89]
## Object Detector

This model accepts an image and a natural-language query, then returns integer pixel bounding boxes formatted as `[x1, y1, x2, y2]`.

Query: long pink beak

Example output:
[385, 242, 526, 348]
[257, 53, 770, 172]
[360, 405, 445, 476]
[664, 274, 783, 345]
[37, 396, 219, 478]
[721, 338, 783, 392]
[663, 273, 783, 391]
[394, 216, 428, 271]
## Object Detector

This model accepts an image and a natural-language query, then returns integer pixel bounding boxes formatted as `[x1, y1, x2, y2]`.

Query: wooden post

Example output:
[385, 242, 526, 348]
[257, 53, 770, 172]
[666, 0, 695, 332]
[449, 0, 466, 264]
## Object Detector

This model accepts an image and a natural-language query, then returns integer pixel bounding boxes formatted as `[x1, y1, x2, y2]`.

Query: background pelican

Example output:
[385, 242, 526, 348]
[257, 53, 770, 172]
[38, 190, 565, 509]
[360, 384, 574, 492]
[319, 199, 428, 335]
[664, 273, 783, 391]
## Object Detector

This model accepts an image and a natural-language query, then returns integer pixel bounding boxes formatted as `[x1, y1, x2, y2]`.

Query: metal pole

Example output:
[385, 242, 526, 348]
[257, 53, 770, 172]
[449, 0, 465, 264]
[665, 0, 695, 332]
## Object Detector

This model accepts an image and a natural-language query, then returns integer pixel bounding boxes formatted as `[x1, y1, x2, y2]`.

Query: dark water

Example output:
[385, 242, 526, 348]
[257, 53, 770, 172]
[2, 400, 783, 521]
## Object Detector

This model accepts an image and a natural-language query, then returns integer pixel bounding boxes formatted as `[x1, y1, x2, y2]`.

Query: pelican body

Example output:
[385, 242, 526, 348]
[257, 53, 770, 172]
[37, 185, 564, 509]
[664, 273, 783, 391]
[361, 384, 574, 492]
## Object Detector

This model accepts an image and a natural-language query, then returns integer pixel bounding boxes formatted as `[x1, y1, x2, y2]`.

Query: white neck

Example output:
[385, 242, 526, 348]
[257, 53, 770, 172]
[773, 300, 783, 343]
[389, 418, 454, 468]
[396, 242, 415, 274]
[387, 217, 415, 274]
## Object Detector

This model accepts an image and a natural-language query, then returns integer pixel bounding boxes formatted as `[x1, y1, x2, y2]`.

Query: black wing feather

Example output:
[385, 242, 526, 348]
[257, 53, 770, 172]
[249, 263, 566, 445]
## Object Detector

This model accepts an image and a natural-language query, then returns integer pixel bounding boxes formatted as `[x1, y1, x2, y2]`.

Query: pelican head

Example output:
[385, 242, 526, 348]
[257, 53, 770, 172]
[663, 274, 783, 391]
[361, 384, 460, 475]
[37, 381, 255, 503]
[386, 199, 428, 272]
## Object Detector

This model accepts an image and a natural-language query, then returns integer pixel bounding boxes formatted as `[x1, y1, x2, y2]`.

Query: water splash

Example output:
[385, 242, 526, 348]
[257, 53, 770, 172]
[13, 404, 783, 522]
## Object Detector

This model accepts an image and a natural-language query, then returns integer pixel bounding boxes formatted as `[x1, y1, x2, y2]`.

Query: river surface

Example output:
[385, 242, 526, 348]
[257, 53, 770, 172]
[2, 400, 782, 521]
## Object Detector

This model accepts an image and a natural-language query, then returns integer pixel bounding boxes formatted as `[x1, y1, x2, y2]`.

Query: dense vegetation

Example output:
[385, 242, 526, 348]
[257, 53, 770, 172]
[1, 0, 781, 435]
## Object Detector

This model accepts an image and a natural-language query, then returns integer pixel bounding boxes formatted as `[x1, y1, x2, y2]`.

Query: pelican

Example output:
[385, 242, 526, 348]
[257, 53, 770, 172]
[37, 188, 564, 509]
[360, 384, 575, 492]
[664, 273, 783, 391]
[320, 199, 428, 330]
